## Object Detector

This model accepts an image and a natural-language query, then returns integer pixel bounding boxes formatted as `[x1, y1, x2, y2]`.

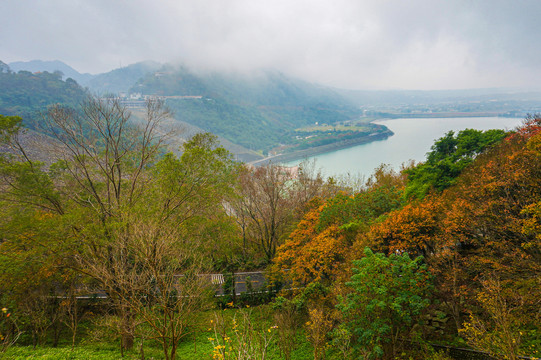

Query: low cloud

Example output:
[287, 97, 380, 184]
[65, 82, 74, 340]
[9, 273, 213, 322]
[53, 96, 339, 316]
[2, 0, 540, 90]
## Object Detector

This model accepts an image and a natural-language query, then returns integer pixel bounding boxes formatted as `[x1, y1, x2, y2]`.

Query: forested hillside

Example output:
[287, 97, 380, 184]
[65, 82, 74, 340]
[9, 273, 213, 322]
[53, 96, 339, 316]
[273, 118, 541, 359]
[1, 60, 379, 156]
[0, 68, 86, 129]
[131, 66, 366, 152]
[0, 95, 539, 359]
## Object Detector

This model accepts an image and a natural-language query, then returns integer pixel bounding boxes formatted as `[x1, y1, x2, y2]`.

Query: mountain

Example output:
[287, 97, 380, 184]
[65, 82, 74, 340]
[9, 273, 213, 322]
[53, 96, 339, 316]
[85, 61, 161, 94]
[6, 60, 161, 94]
[131, 65, 364, 153]
[8, 60, 93, 85]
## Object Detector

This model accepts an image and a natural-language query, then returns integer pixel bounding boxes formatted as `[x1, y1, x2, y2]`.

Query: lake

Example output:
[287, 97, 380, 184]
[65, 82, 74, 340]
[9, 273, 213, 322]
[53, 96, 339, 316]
[285, 117, 524, 178]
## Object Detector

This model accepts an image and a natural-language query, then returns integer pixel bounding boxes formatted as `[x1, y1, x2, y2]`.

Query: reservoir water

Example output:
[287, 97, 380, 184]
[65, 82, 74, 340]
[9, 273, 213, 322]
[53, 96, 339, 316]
[285, 117, 524, 178]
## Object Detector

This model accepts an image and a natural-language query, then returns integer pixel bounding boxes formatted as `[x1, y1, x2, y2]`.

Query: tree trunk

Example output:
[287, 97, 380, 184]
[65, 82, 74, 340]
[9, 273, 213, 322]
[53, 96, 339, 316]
[122, 329, 135, 351]
[52, 321, 61, 347]
[121, 307, 135, 351]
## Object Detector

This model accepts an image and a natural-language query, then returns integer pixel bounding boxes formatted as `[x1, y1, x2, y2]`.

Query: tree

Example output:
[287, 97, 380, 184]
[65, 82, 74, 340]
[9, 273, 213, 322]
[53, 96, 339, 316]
[338, 248, 433, 359]
[460, 276, 530, 360]
[237, 164, 294, 262]
[439, 117, 541, 345]
[365, 198, 443, 258]
[83, 218, 215, 360]
[437, 116, 541, 287]
[231, 160, 334, 265]
[235, 162, 317, 263]
[390, 116, 541, 339]
[41, 97, 174, 351]
[0, 114, 74, 347]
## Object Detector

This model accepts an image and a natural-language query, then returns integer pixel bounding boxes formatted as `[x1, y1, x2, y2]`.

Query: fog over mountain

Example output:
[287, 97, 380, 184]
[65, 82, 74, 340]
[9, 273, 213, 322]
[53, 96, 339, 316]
[2, 0, 541, 91]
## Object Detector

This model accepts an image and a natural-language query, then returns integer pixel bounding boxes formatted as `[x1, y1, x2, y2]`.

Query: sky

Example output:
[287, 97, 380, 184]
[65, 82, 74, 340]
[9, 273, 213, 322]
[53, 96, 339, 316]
[2, 0, 541, 90]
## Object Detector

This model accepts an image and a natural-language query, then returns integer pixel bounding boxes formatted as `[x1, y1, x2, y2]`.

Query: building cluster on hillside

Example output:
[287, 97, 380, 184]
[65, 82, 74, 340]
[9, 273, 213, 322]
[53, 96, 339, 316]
[101, 93, 203, 108]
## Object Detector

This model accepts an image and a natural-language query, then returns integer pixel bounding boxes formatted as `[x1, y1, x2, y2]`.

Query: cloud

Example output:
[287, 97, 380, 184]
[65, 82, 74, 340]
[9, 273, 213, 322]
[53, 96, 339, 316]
[2, 0, 540, 89]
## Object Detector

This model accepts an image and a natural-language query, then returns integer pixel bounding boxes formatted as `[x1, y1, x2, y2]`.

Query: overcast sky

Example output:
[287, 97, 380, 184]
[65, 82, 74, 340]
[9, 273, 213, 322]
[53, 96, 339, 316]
[2, 0, 540, 90]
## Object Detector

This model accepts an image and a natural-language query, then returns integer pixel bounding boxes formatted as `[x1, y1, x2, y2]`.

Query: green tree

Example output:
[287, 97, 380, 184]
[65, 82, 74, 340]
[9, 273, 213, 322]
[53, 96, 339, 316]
[338, 248, 433, 359]
[405, 128, 506, 199]
[0, 114, 73, 346]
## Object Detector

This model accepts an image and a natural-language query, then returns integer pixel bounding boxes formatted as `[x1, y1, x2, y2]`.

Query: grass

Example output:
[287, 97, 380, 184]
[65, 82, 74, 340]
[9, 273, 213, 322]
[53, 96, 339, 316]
[1, 306, 317, 360]
[3, 334, 216, 359]
[3, 342, 315, 360]
[4, 344, 154, 359]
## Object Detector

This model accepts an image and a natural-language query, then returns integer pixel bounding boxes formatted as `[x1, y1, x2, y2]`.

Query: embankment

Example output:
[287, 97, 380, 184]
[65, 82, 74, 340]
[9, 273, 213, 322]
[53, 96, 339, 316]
[250, 129, 394, 166]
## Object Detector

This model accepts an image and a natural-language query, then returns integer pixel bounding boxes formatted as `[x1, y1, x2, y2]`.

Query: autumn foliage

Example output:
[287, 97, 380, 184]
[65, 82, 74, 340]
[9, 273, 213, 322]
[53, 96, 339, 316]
[273, 198, 352, 288]
[273, 165, 406, 289]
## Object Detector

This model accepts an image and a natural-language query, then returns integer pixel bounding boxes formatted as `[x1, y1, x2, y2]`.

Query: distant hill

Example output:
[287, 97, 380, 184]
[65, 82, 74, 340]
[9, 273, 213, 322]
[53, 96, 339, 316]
[131, 65, 363, 152]
[0, 61, 9, 73]
[7, 60, 164, 95]
[338, 87, 541, 106]
[85, 61, 162, 94]
[0, 69, 87, 129]
[0, 61, 262, 161]
[8, 60, 93, 85]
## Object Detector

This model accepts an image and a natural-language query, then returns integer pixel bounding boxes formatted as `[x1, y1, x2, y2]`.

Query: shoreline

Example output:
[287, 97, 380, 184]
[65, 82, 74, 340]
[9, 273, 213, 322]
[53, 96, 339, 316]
[246, 114, 520, 167]
[249, 129, 394, 166]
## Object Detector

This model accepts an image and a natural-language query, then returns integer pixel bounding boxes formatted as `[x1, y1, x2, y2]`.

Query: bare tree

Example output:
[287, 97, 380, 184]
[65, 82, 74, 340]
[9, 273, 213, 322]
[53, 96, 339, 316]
[237, 164, 296, 262]
[43, 97, 173, 350]
[83, 218, 214, 360]
[235, 161, 332, 263]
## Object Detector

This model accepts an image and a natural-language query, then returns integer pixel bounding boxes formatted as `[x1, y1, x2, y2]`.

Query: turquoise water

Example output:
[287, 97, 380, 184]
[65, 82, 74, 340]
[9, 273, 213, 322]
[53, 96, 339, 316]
[285, 117, 524, 178]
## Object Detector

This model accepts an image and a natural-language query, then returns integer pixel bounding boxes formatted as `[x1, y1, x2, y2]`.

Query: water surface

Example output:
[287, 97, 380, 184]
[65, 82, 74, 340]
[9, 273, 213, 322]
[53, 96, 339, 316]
[285, 117, 523, 178]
